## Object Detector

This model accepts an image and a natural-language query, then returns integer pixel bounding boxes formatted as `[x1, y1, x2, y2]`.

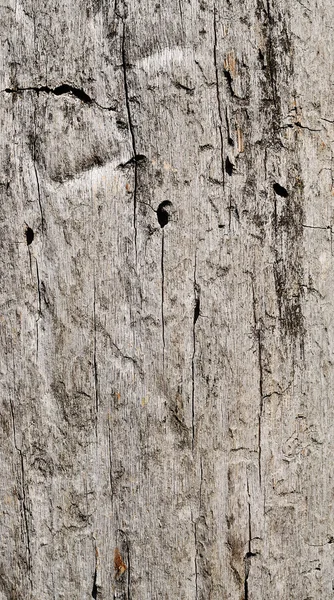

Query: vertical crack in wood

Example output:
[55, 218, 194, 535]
[19, 452, 32, 574]
[32, 107, 44, 232]
[35, 258, 42, 360]
[330, 151, 334, 211]
[199, 456, 203, 514]
[250, 275, 263, 486]
[191, 512, 199, 600]
[92, 565, 98, 599]
[108, 418, 114, 507]
[244, 475, 252, 600]
[121, 22, 138, 261]
[225, 107, 233, 146]
[92, 544, 100, 598]
[9, 357, 32, 580]
[247, 477, 252, 556]
[178, 0, 184, 36]
[264, 147, 268, 183]
[33, 154, 43, 232]
[35, 259, 42, 316]
[257, 411, 262, 487]
[213, 6, 225, 188]
[191, 253, 199, 451]
[265, 0, 278, 104]
[126, 540, 131, 600]
[93, 277, 99, 421]
[161, 230, 165, 369]
[195, 459, 204, 597]
[27, 242, 33, 279]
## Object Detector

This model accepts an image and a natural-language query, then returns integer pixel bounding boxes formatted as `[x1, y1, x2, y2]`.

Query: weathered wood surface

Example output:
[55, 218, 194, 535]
[0, 0, 334, 598]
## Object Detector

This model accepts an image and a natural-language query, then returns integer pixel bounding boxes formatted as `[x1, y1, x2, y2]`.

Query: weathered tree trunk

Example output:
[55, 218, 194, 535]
[1, 0, 333, 598]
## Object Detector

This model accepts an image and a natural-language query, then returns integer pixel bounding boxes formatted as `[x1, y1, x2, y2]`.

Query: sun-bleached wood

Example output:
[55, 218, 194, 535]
[0, 0, 334, 598]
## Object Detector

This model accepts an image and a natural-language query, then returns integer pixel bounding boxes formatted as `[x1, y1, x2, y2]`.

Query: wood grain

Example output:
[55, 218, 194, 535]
[0, 0, 333, 598]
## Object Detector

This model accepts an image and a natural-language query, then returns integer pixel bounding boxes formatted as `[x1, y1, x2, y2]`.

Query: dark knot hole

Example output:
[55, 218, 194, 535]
[25, 226, 34, 245]
[157, 201, 173, 228]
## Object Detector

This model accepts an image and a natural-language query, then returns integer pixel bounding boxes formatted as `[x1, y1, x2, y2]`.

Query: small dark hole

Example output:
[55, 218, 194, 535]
[157, 201, 173, 228]
[25, 227, 34, 245]
[273, 183, 289, 197]
[225, 157, 234, 176]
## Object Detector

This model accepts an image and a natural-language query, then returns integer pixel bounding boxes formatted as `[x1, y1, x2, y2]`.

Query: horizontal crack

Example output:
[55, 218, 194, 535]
[280, 121, 322, 132]
[3, 84, 117, 111]
[295, 121, 321, 132]
[302, 223, 331, 231]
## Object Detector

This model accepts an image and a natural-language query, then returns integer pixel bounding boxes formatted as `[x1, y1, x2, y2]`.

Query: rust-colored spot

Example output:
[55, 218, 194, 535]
[126, 183, 131, 193]
[114, 547, 127, 579]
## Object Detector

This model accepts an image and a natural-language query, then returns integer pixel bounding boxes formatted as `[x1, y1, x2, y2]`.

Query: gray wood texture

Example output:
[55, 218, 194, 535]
[0, 0, 334, 598]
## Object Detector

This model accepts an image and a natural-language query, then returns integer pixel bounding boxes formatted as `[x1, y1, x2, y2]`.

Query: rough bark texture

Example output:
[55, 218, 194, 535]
[0, 0, 333, 598]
